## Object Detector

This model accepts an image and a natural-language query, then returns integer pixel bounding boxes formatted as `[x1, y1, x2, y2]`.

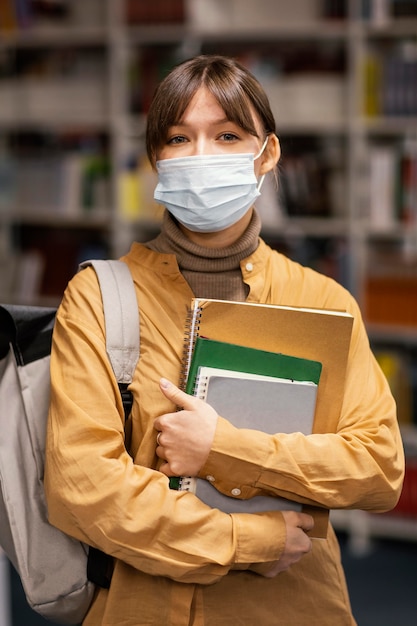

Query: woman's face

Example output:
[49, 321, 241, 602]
[155, 85, 279, 247]
[157, 86, 266, 179]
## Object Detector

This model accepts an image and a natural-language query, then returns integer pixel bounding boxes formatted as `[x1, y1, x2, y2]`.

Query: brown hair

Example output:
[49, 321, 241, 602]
[146, 55, 276, 167]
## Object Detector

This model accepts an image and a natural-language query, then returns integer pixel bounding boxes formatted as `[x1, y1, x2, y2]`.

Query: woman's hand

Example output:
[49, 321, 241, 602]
[154, 378, 218, 477]
[251, 511, 314, 577]
[155, 380, 314, 578]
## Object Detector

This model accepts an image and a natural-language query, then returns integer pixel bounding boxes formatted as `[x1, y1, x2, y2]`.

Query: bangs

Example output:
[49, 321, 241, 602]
[204, 70, 259, 137]
[159, 68, 259, 136]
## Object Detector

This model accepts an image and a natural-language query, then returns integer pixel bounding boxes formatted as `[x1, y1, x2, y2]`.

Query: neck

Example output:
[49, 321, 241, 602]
[145, 208, 262, 301]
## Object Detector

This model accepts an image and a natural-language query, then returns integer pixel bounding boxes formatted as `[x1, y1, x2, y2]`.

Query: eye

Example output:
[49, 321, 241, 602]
[167, 135, 187, 145]
[219, 132, 239, 142]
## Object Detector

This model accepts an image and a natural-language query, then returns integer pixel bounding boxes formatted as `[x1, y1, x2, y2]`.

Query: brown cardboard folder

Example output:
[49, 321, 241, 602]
[180, 298, 354, 539]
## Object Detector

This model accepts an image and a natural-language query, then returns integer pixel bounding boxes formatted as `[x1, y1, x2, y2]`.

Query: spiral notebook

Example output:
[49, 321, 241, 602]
[181, 298, 353, 435]
[180, 365, 320, 518]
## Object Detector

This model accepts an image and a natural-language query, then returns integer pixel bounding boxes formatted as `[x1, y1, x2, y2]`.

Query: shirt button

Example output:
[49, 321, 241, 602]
[206, 475, 215, 482]
[231, 488, 241, 497]
[245, 262, 253, 272]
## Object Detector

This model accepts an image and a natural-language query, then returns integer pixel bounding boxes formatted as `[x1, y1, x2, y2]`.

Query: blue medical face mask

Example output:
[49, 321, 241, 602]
[153, 138, 268, 233]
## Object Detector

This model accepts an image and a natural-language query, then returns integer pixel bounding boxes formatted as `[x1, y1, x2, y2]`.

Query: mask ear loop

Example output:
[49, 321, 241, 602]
[254, 136, 269, 160]
[254, 136, 269, 192]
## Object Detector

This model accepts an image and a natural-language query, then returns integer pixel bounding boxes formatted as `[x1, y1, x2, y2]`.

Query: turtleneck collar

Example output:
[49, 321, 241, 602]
[145, 210, 261, 273]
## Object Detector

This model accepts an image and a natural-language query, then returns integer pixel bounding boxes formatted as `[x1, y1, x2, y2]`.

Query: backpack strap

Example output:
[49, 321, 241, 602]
[79, 259, 140, 385]
[78, 259, 139, 590]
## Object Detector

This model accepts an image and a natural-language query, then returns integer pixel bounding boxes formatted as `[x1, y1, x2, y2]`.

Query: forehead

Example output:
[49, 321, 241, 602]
[177, 87, 228, 124]
[177, 86, 262, 134]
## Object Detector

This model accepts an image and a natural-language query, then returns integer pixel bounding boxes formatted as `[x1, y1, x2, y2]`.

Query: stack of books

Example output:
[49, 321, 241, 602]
[171, 298, 354, 539]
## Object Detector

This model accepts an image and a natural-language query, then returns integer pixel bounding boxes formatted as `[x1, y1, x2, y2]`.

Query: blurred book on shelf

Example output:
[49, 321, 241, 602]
[118, 153, 163, 224]
[5, 130, 111, 218]
[362, 0, 417, 23]
[371, 343, 417, 521]
[388, 428, 417, 518]
[400, 140, 417, 226]
[375, 349, 414, 424]
[128, 45, 182, 114]
[0, 0, 105, 31]
[392, 458, 417, 518]
[277, 135, 347, 219]
[188, 0, 329, 32]
[321, 0, 347, 19]
[12, 225, 109, 303]
[365, 275, 417, 327]
[125, 0, 185, 24]
[362, 41, 417, 118]
[366, 139, 417, 230]
[365, 235, 417, 328]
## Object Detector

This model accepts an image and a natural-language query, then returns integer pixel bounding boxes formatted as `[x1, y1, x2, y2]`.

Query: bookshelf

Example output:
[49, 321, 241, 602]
[0, 0, 416, 540]
[1, 0, 415, 303]
[0, 0, 112, 303]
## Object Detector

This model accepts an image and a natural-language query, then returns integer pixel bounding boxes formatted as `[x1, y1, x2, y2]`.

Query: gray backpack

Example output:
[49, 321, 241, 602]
[0, 260, 139, 624]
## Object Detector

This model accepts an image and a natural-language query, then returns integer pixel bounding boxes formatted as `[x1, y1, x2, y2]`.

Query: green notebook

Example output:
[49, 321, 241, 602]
[185, 336, 322, 396]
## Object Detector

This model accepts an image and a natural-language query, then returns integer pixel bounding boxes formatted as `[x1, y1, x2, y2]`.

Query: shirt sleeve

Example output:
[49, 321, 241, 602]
[44, 269, 286, 585]
[199, 297, 405, 512]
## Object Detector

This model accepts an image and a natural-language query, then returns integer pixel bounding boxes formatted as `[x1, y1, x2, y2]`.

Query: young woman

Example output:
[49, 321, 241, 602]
[45, 55, 404, 625]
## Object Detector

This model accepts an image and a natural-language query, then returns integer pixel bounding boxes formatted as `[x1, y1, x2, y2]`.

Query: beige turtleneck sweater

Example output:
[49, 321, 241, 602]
[144, 210, 261, 301]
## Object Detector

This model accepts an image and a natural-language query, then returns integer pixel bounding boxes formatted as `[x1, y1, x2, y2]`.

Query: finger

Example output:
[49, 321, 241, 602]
[159, 461, 173, 477]
[299, 514, 315, 533]
[156, 443, 167, 460]
[159, 378, 195, 409]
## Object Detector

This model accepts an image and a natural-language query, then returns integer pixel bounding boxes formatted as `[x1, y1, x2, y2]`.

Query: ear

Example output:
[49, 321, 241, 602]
[259, 134, 280, 176]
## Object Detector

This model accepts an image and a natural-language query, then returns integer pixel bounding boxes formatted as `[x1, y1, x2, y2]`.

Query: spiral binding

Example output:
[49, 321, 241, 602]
[193, 373, 208, 399]
[178, 476, 193, 492]
[176, 302, 204, 495]
[179, 303, 203, 390]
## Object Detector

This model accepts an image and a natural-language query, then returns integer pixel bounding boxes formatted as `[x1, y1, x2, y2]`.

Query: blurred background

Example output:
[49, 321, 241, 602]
[0, 0, 416, 624]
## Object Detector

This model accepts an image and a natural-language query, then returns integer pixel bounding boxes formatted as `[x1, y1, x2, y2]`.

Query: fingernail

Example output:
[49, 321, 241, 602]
[160, 378, 171, 389]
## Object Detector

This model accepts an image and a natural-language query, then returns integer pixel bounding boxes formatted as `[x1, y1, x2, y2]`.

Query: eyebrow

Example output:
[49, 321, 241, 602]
[174, 116, 237, 127]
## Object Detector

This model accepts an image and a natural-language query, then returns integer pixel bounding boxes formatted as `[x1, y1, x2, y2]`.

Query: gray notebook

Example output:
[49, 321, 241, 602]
[179, 367, 318, 514]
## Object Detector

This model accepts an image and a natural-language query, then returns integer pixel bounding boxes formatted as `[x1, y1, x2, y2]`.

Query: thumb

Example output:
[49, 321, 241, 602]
[159, 377, 194, 409]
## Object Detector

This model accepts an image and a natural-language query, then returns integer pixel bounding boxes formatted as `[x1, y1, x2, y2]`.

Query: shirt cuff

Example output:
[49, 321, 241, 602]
[232, 511, 286, 564]
[198, 416, 271, 497]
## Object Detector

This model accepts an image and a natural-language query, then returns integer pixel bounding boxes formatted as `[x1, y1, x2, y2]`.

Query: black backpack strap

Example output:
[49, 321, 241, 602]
[119, 383, 134, 451]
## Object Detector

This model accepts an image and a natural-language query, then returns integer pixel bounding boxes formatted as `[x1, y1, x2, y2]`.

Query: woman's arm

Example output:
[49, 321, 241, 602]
[44, 269, 302, 585]
[156, 300, 404, 512]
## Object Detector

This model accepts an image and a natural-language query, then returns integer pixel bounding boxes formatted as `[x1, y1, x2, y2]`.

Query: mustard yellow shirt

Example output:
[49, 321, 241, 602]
[45, 240, 404, 626]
